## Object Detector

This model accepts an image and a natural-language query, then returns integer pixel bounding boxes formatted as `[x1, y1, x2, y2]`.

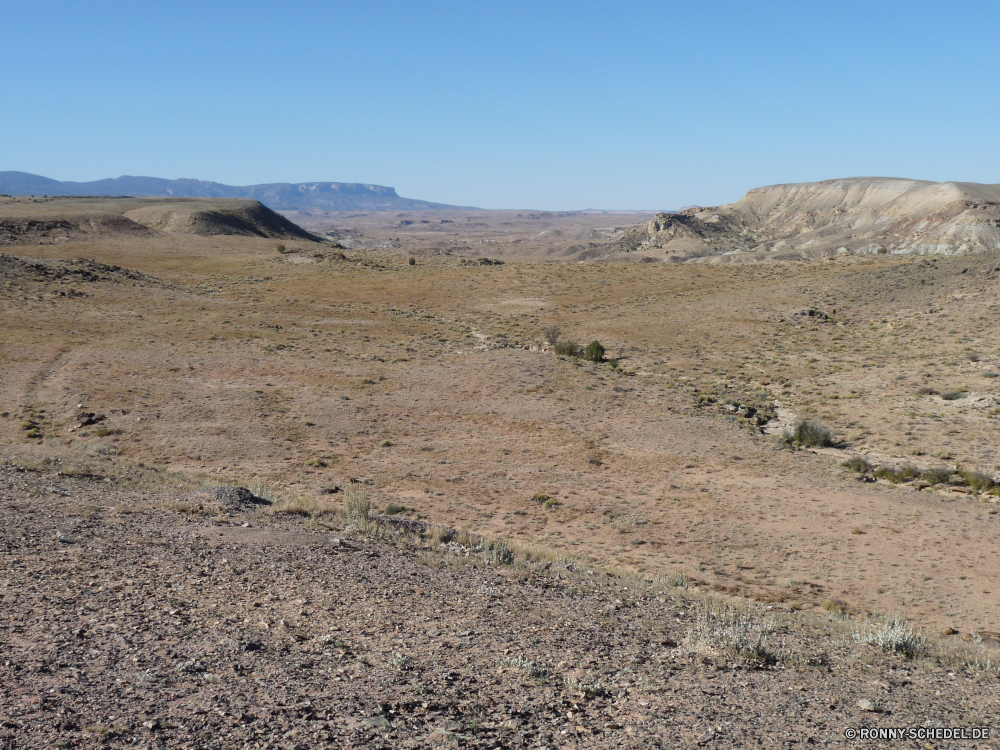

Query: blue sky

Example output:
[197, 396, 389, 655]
[4, 1, 999, 209]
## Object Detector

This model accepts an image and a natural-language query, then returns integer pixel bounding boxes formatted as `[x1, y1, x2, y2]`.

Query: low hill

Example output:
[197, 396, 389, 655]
[0, 171, 471, 212]
[614, 177, 1000, 261]
[0, 196, 319, 245]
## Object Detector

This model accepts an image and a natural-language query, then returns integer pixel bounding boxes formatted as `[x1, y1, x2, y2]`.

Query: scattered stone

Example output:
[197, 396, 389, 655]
[212, 486, 271, 507]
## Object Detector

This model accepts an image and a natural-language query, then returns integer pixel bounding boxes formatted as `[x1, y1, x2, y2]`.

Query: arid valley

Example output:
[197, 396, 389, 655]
[3, 181, 1000, 747]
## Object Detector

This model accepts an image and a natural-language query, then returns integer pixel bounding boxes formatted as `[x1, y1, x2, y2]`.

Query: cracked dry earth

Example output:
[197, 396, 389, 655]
[2, 466, 999, 749]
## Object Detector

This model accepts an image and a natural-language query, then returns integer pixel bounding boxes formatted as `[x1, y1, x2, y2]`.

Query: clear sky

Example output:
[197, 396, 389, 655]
[4, 1, 999, 210]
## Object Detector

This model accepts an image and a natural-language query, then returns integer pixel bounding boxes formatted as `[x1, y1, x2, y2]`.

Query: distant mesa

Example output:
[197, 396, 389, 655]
[0, 196, 320, 246]
[0, 171, 473, 212]
[614, 177, 1000, 261]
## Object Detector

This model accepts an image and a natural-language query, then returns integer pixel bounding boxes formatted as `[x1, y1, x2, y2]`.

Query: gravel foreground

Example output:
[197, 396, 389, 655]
[2, 465, 999, 749]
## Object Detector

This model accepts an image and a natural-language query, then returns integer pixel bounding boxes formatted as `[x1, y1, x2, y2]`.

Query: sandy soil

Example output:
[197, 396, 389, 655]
[3, 207, 1000, 651]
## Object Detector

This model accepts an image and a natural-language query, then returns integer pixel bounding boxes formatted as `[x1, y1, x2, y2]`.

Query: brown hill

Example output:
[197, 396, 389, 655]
[0, 196, 319, 246]
[614, 177, 1000, 261]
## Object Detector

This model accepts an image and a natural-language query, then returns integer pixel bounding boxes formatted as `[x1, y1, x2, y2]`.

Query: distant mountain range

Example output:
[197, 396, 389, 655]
[0, 171, 472, 212]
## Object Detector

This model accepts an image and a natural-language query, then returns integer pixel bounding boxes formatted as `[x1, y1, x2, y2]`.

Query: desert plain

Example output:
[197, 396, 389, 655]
[3, 186, 1000, 747]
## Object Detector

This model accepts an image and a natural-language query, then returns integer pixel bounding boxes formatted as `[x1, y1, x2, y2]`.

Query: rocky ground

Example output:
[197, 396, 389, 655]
[2, 464, 999, 749]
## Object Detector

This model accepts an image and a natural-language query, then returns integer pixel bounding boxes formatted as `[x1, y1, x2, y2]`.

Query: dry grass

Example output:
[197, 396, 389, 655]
[5, 215, 1000, 635]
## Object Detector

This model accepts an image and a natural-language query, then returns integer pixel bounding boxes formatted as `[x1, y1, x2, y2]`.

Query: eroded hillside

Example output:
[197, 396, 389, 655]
[614, 177, 1000, 261]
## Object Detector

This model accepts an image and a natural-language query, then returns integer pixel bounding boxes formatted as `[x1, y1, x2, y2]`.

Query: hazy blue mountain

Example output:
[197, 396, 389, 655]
[0, 171, 471, 211]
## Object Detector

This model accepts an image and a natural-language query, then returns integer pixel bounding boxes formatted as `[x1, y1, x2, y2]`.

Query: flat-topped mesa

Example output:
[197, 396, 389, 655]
[0, 196, 321, 246]
[615, 177, 1000, 261]
[0, 172, 471, 211]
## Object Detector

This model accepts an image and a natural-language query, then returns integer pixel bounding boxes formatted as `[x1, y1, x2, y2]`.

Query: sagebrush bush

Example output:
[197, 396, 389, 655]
[920, 467, 953, 485]
[874, 464, 920, 484]
[482, 538, 515, 565]
[789, 419, 834, 448]
[842, 456, 871, 474]
[554, 340, 581, 357]
[853, 614, 926, 658]
[959, 468, 994, 493]
[941, 390, 966, 401]
[684, 601, 774, 667]
[345, 484, 372, 531]
[544, 326, 561, 345]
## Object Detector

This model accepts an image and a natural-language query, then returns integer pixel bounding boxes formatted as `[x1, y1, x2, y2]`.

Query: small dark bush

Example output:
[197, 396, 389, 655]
[384, 503, 407, 515]
[874, 464, 920, 484]
[915, 387, 939, 396]
[276, 243, 287, 254]
[584, 340, 606, 362]
[983, 372, 999, 379]
[608, 358, 620, 370]
[791, 420, 834, 448]
[920, 467, 953, 485]
[554, 341, 581, 357]
[967, 352, 981, 362]
[941, 391, 966, 401]
[544, 326, 561, 345]
[532, 492, 550, 503]
[842, 456, 871, 474]
[408, 257, 416, 266]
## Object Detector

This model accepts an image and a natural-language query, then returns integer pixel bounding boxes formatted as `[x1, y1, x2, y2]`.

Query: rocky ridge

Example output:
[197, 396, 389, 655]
[614, 177, 1000, 261]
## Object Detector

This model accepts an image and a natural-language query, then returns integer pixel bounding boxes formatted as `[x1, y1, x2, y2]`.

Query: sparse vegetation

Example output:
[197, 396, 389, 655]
[958, 468, 994, 493]
[554, 340, 581, 357]
[842, 456, 871, 474]
[920, 467, 953, 485]
[874, 464, 920, 484]
[787, 419, 834, 448]
[683, 600, 774, 667]
[544, 326, 561, 345]
[852, 613, 926, 658]
[345, 484, 372, 531]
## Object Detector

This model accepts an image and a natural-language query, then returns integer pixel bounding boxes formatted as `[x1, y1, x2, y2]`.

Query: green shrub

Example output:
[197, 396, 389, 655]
[915, 387, 939, 396]
[920, 467, 953, 485]
[584, 340, 606, 362]
[607, 358, 619, 371]
[874, 464, 920, 484]
[554, 341, 581, 357]
[384, 503, 407, 515]
[842, 456, 871, 474]
[532, 492, 549, 503]
[276, 243, 287, 254]
[941, 391, 966, 401]
[790, 419, 834, 447]
[959, 468, 995, 493]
